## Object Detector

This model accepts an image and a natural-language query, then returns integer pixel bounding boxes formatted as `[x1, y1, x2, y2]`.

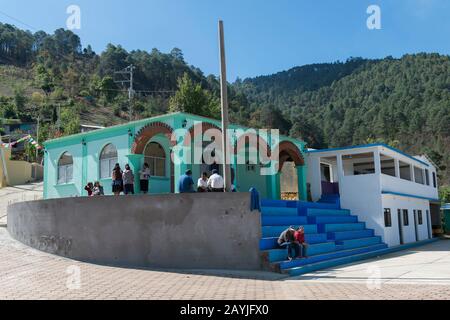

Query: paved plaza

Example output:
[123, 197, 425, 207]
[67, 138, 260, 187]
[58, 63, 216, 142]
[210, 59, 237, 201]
[0, 227, 449, 300]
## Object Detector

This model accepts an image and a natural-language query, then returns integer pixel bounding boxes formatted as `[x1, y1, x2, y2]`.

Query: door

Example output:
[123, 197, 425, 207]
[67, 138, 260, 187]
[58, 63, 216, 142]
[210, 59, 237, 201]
[426, 210, 432, 239]
[413, 210, 419, 242]
[397, 209, 404, 245]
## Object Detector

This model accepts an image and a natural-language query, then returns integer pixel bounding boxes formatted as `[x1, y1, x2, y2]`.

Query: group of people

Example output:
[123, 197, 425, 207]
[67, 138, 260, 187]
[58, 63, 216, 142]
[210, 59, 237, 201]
[278, 226, 308, 261]
[85, 163, 236, 196]
[179, 169, 236, 193]
[111, 163, 152, 196]
[84, 181, 105, 197]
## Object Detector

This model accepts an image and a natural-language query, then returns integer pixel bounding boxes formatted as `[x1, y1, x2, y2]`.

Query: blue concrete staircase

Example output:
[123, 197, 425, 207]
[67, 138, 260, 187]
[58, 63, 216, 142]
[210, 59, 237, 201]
[260, 198, 390, 276]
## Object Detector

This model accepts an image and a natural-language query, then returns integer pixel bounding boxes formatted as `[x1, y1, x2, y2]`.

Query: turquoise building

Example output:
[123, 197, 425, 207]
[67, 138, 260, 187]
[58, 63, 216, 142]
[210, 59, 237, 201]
[43, 112, 308, 200]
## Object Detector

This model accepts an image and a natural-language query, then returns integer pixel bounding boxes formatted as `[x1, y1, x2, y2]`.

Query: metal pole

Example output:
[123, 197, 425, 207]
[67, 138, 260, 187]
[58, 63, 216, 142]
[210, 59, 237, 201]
[218, 20, 232, 192]
[36, 115, 40, 161]
[129, 64, 134, 122]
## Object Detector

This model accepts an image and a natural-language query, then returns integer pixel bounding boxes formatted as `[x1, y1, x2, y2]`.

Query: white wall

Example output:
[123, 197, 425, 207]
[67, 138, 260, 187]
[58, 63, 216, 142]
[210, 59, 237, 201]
[306, 155, 321, 201]
[339, 174, 384, 240]
[381, 195, 431, 247]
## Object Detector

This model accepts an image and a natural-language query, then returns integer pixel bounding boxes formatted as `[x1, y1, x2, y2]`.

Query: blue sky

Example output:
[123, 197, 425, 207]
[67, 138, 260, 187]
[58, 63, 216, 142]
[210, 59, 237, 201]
[1, 0, 450, 80]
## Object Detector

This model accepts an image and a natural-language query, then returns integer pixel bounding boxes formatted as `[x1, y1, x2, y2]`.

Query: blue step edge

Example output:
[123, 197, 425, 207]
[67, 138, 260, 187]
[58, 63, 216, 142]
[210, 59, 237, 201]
[278, 243, 388, 270]
[286, 238, 439, 277]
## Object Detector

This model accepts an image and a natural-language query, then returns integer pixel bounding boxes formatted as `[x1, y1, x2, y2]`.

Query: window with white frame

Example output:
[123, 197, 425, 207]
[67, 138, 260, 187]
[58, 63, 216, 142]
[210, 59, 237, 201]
[380, 154, 396, 177]
[57, 152, 74, 184]
[425, 169, 430, 186]
[99, 144, 118, 179]
[414, 166, 425, 185]
[144, 142, 166, 177]
[342, 152, 375, 176]
[399, 161, 412, 181]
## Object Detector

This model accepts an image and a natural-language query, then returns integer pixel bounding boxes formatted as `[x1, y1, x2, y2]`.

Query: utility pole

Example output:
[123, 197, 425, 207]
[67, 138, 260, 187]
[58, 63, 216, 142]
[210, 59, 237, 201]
[218, 20, 232, 192]
[57, 104, 61, 132]
[36, 115, 40, 161]
[115, 65, 136, 122]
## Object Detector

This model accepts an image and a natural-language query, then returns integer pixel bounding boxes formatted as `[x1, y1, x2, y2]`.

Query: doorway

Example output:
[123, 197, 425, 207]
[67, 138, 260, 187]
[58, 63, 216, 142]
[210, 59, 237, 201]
[413, 210, 419, 242]
[397, 209, 404, 245]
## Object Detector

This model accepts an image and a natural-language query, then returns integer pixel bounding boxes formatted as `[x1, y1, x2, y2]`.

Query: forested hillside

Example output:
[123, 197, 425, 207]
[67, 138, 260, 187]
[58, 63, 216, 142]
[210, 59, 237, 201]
[0, 22, 449, 184]
[235, 54, 450, 184]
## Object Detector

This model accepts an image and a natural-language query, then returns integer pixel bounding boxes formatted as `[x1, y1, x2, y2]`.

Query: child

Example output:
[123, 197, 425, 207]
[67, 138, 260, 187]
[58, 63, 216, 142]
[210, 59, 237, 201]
[84, 182, 94, 197]
[93, 181, 104, 196]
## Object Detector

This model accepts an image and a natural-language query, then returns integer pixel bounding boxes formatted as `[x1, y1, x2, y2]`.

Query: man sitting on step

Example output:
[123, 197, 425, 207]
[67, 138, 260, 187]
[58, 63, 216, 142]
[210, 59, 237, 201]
[277, 227, 302, 261]
[294, 226, 308, 258]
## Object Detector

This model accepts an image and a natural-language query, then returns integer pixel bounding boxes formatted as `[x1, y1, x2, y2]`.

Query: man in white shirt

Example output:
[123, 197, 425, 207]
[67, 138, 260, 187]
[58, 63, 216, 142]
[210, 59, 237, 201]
[207, 169, 224, 192]
[197, 172, 209, 192]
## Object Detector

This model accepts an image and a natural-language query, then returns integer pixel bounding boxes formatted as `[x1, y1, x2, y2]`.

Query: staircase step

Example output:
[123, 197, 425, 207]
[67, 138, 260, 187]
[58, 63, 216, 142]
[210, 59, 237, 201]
[261, 199, 298, 208]
[263, 242, 337, 263]
[328, 229, 374, 241]
[306, 208, 351, 217]
[285, 244, 390, 276]
[298, 201, 340, 210]
[262, 207, 298, 216]
[262, 225, 318, 238]
[319, 222, 366, 233]
[308, 215, 358, 224]
[260, 233, 328, 250]
[262, 216, 308, 227]
[278, 243, 388, 271]
[335, 237, 382, 250]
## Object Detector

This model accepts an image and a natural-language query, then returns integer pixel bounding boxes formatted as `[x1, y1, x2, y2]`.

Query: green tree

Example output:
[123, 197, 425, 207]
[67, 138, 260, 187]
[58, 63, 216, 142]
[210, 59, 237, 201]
[169, 73, 220, 118]
[440, 186, 450, 204]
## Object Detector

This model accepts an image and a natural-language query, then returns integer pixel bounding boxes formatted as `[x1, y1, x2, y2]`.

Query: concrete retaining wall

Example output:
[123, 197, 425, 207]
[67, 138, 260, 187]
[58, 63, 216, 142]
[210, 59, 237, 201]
[7, 192, 262, 270]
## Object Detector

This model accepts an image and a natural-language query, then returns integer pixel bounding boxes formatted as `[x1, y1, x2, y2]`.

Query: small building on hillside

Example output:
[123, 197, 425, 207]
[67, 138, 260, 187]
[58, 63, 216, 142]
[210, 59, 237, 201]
[1, 119, 37, 136]
[43, 112, 308, 200]
[306, 144, 440, 247]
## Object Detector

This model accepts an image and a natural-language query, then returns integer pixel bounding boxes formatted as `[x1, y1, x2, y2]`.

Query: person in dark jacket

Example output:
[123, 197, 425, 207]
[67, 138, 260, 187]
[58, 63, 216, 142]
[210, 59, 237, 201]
[112, 164, 123, 196]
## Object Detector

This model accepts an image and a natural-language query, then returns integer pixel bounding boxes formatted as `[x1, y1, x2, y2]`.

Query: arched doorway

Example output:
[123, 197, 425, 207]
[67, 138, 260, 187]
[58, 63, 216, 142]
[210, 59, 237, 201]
[273, 141, 306, 201]
[131, 122, 175, 193]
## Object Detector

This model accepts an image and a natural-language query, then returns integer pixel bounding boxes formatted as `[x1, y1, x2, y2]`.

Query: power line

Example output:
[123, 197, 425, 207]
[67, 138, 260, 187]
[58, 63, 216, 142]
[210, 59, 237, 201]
[0, 10, 38, 31]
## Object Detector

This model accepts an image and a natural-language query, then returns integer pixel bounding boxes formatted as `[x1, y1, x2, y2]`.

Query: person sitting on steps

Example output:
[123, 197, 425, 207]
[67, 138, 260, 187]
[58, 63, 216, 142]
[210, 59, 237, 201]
[294, 226, 308, 258]
[277, 227, 301, 261]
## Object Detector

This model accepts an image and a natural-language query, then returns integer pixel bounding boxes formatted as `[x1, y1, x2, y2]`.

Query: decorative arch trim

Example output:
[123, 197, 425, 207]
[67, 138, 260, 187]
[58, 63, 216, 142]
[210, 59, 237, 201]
[275, 141, 305, 171]
[131, 122, 174, 154]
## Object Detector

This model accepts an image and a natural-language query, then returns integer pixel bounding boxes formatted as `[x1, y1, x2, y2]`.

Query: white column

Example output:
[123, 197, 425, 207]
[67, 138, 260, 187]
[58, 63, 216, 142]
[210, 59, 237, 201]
[374, 150, 381, 174]
[310, 157, 321, 202]
[394, 159, 400, 178]
[411, 165, 415, 183]
[336, 154, 344, 196]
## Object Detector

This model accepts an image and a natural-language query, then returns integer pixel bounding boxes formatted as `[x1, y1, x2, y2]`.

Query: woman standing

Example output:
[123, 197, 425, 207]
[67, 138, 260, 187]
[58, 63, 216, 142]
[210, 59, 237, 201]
[122, 164, 135, 195]
[139, 163, 151, 194]
[112, 163, 123, 196]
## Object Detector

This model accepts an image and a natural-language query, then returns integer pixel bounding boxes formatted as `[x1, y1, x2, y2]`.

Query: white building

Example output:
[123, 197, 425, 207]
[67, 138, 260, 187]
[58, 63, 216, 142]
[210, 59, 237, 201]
[306, 144, 440, 247]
